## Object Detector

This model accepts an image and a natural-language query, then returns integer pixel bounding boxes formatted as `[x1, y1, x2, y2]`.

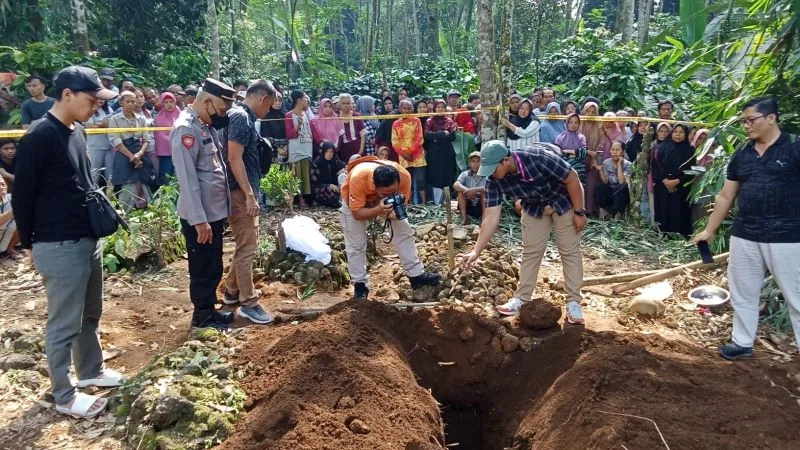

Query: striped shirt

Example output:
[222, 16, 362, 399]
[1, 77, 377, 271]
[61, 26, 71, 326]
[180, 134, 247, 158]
[485, 147, 573, 217]
[507, 120, 540, 150]
[363, 119, 379, 155]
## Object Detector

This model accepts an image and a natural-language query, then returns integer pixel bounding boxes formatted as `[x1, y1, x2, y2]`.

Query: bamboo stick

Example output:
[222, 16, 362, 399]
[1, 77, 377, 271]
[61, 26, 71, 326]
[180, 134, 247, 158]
[611, 252, 730, 294]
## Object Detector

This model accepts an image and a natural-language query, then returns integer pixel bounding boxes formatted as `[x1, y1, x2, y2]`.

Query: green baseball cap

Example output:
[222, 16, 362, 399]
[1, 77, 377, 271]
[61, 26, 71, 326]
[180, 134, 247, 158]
[477, 140, 510, 177]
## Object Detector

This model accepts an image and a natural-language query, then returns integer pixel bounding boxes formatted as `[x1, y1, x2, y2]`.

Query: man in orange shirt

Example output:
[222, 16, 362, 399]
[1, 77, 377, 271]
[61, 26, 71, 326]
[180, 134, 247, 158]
[340, 156, 441, 299]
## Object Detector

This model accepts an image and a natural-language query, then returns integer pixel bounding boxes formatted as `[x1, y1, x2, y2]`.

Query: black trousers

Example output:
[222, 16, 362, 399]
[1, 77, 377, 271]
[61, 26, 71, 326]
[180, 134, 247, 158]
[180, 219, 225, 311]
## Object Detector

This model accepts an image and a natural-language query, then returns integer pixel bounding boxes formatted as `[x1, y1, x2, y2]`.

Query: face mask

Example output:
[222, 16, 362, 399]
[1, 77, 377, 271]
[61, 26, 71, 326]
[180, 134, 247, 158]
[207, 101, 230, 129]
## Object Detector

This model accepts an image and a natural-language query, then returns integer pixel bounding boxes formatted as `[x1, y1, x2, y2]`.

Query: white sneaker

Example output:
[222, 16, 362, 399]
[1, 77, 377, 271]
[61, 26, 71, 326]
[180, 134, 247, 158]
[496, 297, 524, 316]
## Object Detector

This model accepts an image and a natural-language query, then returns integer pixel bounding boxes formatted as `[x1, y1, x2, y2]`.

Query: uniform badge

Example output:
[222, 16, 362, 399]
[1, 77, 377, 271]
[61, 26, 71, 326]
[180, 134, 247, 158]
[201, 131, 208, 137]
[181, 134, 195, 149]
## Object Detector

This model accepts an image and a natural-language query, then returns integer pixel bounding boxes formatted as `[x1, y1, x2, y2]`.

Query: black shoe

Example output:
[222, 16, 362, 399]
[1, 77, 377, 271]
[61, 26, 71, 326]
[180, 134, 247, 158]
[354, 282, 369, 300]
[409, 272, 442, 290]
[191, 309, 230, 331]
[214, 310, 235, 324]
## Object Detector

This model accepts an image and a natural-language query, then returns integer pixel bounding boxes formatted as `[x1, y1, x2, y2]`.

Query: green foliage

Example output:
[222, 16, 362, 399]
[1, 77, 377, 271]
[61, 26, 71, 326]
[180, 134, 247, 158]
[573, 42, 647, 111]
[0, 42, 146, 95]
[261, 166, 301, 209]
[680, 0, 709, 44]
[102, 180, 184, 272]
[538, 27, 612, 90]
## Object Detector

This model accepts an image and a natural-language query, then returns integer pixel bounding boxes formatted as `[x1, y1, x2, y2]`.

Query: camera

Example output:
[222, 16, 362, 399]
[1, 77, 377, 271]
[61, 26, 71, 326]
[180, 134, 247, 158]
[383, 194, 407, 220]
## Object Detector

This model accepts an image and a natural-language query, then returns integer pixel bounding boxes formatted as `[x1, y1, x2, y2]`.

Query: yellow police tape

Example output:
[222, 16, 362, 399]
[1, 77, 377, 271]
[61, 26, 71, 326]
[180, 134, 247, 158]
[0, 108, 715, 139]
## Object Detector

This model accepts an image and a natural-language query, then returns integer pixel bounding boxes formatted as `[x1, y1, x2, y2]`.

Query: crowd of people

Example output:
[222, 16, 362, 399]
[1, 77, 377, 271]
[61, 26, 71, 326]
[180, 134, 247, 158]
[2, 63, 798, 420]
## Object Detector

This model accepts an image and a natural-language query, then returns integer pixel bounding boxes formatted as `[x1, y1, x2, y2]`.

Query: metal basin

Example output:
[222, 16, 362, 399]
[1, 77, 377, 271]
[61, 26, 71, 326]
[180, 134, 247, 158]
[688, 285, 730, 307]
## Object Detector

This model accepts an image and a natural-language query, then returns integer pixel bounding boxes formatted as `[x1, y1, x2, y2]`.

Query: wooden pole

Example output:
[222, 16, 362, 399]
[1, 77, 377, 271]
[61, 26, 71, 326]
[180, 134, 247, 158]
[444, 187, 455, 271]
[611, 252, 730, 294]
[582, 269, 663, 286]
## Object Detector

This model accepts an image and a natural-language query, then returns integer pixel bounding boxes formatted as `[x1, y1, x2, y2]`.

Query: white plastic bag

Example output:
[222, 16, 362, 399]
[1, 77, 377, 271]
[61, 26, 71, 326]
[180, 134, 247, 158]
[281, 215, 332, 265]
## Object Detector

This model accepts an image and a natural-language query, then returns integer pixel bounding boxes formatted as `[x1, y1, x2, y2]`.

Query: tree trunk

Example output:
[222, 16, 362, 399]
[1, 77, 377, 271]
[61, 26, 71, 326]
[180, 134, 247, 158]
[637, 0, 652, 45]
[477, 0, 498, 142]
[564, 0, 573, 39]
[341, 16, 349, 70]
[424, 0, 440, 57]
[618, 0, 635, 42]
[412, 0, 422, 55]
[69, 0, 91, 55]
[572, 0, 584, 35]
[533, 5, 543, 82]
[463, 0, 475, 54]
[363, 0, 372, 70]
[497, 0, 512, 141]
[207, 0, 221, 79]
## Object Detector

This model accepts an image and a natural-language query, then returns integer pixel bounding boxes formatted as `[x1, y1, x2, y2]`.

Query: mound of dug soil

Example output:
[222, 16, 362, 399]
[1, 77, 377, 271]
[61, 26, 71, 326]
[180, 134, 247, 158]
[224, 301, 800, 450]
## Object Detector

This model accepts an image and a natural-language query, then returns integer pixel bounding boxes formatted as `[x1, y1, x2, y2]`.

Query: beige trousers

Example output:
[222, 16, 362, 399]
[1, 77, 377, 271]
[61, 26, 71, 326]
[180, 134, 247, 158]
[225, 188, 259, 305]
[340, 203, 424, 285]
[514, 208, 584, 303]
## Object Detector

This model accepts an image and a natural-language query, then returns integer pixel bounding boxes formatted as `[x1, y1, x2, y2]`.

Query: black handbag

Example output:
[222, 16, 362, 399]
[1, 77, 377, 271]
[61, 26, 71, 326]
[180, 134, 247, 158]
[66, 145, 129, 238]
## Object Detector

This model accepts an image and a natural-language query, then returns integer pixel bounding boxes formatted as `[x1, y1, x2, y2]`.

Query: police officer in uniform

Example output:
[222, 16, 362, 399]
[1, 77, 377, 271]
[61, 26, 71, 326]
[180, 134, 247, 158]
[170, 78, 236, 330]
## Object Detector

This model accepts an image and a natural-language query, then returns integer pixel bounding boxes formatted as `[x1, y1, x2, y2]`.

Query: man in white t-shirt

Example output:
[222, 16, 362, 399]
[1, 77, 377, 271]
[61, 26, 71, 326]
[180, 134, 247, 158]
[453, 151, 486, 224]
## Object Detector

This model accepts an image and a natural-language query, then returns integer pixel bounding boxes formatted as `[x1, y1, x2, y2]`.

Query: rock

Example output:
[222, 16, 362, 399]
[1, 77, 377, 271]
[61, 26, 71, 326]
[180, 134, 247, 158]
[490, 336, 503, 353]
[336, 395, 356, 409]
[1, 327, 24, 341]
[501, 334, 519, 353]
[458, 326, 475, 341]
[0, 353, 37, 370]
[664, 316, 679, 329]
[494, 294, 509, 305]
[375, 287, 391, 297]
[519, 337, 535, 352]
[12, 334, 43, 353]
[412, 285, 437, 302]
[207, 364, 230, 380]
[305, 267, 321, 281]
[628, 298, 665, 317]
[347, 418, 371, 435]
[149, 395, 195, 430]
[519, 299, 561, 330]
[452, 226, 468, 241]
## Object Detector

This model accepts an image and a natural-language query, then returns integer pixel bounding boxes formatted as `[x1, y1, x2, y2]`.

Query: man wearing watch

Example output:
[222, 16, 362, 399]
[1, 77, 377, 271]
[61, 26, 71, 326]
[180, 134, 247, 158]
[462, 141, 586, 323]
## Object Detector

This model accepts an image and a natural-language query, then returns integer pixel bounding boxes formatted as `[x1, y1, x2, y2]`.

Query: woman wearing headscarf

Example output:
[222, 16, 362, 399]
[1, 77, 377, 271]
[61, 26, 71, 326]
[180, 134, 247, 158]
[374, 100, 400, 162]
[500, 99, 540, 150]
[579, 101, 604, 214]
[392, 99, 426, 204]
[562, 100, 579, 116]
[311, 98, 344, 159]
[625, 111, 648, 161]
[508, 94, 522, 117]
[356, 95, 379, 155]
[311, 141, 346, 208]
[338, 93, 366, 161]
[539, 102, 566, 144]
[424, 99, 458, 204]
[597, 112, 624, 161]
[636, 122, 672, 221]
[415, 99, 430, 129]
[690, 128, 713, 224]
[262, 91, 288, 165]
[651, 123, 696, 237]
[381, 96, 394, 116]
[555, 113, 589, 185]
[285, 90, 314, 208]
[154, 92, 181, 185]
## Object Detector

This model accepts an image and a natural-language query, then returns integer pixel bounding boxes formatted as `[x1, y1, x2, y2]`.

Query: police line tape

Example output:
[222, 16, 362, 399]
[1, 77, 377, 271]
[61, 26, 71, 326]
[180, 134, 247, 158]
[0, 109, 715, 139]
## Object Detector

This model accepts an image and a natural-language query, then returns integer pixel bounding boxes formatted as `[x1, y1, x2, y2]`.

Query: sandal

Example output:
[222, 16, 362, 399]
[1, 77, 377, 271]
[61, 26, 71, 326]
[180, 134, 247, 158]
[76, 368, 126, 388]
[55, 392, 107, 419]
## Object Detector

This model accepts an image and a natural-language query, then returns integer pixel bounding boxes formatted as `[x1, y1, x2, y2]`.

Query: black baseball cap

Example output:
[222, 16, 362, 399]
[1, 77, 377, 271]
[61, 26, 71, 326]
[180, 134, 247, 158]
[54, 66, 117, 100]
[99, 67, 116, 80]
[184, 84, 199, 96]
[202, 78, 236, 101]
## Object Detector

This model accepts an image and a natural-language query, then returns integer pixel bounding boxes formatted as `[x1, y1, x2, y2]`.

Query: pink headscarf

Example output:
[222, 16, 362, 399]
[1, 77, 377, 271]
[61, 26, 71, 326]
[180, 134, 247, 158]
[311, 98, 344, 146]
[692, 128, 712, 166]
[154, 92, 181, 157]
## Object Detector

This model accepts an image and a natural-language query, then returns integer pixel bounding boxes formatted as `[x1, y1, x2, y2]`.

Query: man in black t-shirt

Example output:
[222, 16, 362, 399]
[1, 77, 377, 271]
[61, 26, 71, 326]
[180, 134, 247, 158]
[694, 97, 800, 361]
[20, 75, 55, 128]
[13, 66, 122, 419]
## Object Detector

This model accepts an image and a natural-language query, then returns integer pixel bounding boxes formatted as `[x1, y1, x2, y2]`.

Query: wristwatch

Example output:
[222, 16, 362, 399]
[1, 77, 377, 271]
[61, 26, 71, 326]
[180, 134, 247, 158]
[574, 209, 587, 217]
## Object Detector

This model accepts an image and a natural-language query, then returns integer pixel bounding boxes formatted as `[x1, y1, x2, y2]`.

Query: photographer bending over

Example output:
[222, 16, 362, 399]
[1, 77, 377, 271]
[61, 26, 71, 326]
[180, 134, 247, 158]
[340, 156, 441, 299]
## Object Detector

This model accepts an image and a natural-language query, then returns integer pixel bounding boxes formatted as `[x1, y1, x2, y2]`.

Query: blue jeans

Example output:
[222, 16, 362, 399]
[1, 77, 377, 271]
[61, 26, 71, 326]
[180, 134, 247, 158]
[158, 155, 175, 185]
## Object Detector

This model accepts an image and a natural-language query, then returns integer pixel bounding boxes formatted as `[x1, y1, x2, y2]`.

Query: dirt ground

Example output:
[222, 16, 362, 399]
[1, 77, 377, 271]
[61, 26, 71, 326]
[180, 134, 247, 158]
[1, 210, 799, 449]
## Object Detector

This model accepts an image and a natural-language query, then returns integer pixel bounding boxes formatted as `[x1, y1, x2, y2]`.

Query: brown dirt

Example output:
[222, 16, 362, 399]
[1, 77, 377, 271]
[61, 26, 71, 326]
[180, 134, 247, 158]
[225, 300, 800, 450]
[518, 298, 562, 330]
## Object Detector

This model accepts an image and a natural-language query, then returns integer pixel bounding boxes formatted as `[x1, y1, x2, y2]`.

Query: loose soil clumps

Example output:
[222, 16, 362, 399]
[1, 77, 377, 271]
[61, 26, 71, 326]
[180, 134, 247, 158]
[225, 301, 800, 450]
